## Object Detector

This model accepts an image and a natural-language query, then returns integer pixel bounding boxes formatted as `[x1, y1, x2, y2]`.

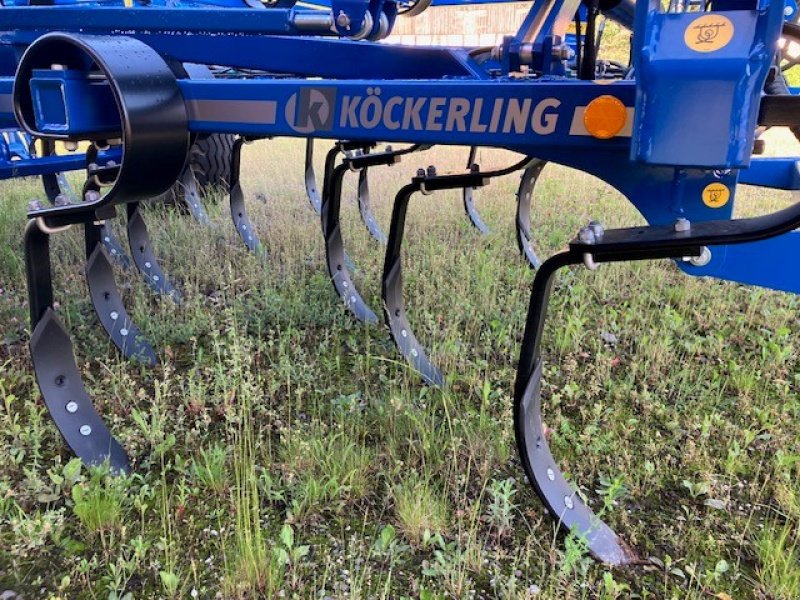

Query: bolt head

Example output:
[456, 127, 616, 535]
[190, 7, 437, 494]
[336, 10, 351, 29]
[674, 217, 691, 233]
[578, 227, 596, 244]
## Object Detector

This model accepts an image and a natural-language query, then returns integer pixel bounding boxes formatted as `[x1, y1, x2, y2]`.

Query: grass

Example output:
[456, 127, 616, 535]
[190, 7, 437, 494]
[0, 132, 798, 598]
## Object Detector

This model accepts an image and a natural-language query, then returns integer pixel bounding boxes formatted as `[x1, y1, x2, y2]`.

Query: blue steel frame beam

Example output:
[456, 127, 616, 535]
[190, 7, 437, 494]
[0, 32, 486, 80]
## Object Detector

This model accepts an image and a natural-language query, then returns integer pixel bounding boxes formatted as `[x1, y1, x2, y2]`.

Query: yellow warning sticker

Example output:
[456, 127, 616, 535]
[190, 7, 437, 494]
[702, 183, 731, 208]
[684, 15, 734, 52]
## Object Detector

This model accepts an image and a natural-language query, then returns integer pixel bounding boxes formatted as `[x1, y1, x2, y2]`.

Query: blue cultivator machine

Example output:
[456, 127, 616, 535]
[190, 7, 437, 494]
[2, 0, 799, 566]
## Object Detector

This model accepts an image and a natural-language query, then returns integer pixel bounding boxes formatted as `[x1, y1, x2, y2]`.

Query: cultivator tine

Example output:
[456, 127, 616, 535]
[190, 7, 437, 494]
[321, 150, 405, 324]
[84, 222, 157, 365]
[228, 137, 264, 254]
[462, 147, 489, 234]
[126, 202, 182, 302]
[179, 164, 211, 225]
[382, 181, 445, 386]
[514, 255, 638, 565]
[25, 220, 130, 473]
[383, 158, 531, 385]
[304, 138, 322, 214]
[515, 160, 546, 270]
[355, 165, 388, 244]
[98, 222, 133, 270]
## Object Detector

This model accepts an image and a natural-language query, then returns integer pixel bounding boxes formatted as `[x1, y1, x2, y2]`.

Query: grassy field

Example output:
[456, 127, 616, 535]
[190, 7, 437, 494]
[0, 135, 799, 599]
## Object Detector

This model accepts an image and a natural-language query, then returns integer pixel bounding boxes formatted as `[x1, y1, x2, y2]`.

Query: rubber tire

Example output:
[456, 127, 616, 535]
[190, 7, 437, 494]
[190, 133, 235, 191]
[152, 133, 235, 209]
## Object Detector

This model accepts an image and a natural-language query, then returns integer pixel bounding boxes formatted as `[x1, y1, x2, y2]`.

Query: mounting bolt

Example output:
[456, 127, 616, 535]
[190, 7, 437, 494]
[578, 226, 596, 245]
[588, 220, 604, 240]
[470, 163, 480, 173]
[79, 425, 92, 436]
[64, 141, 78, 152]
[688, 246, 712, 267]
[66, 401, 78, 414]
[674, 217, 691, 233]
[27, 199, 46, 212]
[564, 496, 574, 509]
[336, 10, 351, 29]
[53, 194, 71, 207]
[426, 165, 437, 177]
[50, 63, 66, 71]
[385, 145, 393, 153]
[416, 168, 426, 177]
[84, 190, 101, 202]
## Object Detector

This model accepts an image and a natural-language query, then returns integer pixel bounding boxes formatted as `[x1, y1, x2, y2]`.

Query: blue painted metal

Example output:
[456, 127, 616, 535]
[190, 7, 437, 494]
[0, 0, 797, 298]
[632, 0, 784, 169]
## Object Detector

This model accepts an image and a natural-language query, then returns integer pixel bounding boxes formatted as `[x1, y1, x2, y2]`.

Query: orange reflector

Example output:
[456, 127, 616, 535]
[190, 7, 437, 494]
[583, 95, 627, 140]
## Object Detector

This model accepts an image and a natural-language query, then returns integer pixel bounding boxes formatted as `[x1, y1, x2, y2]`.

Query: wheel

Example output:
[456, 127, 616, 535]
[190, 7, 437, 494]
[154, 133, 235, 210]
[189, 133, 235, 191]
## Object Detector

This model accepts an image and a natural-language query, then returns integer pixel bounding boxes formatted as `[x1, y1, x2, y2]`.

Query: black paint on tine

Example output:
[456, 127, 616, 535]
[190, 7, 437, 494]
[515, 160, 547, 270]
[322, 162, 379, 324]
[180, 165, 211, 225]
[304, 137, 322, 214]
[356, 166, 388, 244]
[98, 222, 133, 271]
[24, 220, 130, 473]
[229, 137, 265, 255]
[513, 251, 640, 566]
[321, 142, 358, 272]
[126, 202, 182, 303]
[84, 222, 157, 365]
[381, 182, 445, 387]
[463, 146, 490, 234]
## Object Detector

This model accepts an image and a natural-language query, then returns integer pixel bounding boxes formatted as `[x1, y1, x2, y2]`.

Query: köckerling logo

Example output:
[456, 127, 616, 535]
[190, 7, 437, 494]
[285, 88, 336, 133]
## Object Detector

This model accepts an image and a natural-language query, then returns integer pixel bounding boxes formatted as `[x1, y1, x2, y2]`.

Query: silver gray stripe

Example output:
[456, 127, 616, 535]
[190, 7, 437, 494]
[187, 99, 277, 124]
[0, 94, 13, 114]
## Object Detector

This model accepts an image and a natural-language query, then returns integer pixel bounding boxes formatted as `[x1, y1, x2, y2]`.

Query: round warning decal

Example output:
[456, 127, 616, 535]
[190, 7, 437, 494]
[684, 15, 734, 52]
[702, 182, 731, 208]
